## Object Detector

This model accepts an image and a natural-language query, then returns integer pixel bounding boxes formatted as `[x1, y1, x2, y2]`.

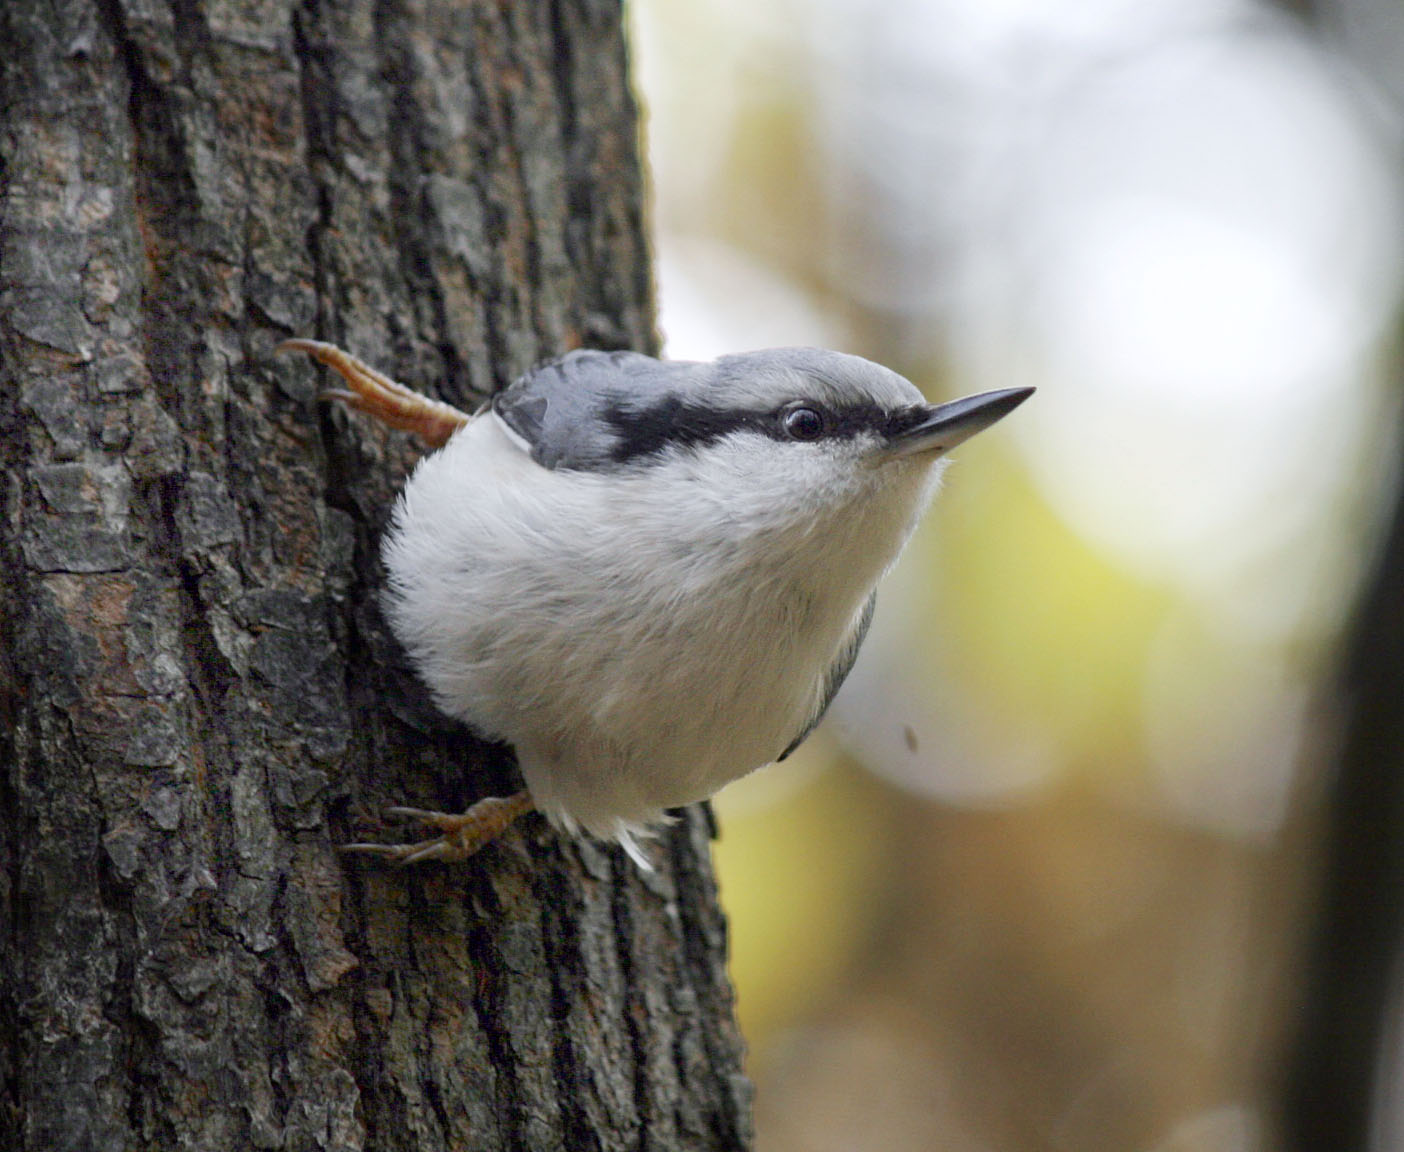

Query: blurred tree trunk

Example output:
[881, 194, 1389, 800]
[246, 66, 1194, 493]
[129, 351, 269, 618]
[1278, 417, 1404, 1143]
[0, 1, 752, 1149]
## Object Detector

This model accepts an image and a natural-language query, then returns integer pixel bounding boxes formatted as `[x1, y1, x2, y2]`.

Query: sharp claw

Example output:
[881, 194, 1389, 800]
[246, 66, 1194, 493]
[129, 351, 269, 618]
[276, 337, 332, 357]
[381, 806, 466, 834]
[343, 839, 451, 864]
[340, 842, 412, 859]
[383, 805, 443, 822]
[398, 841, 455, 867]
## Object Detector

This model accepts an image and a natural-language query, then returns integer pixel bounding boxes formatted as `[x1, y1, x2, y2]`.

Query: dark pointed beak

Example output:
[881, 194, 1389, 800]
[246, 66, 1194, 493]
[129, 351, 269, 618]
[884, 387, 1034, 459]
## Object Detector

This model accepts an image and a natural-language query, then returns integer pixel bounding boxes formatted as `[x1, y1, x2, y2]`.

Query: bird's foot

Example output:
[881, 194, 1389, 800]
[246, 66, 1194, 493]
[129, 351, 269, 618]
[342, 790, 534, 865]
[277, 338, 470, 449]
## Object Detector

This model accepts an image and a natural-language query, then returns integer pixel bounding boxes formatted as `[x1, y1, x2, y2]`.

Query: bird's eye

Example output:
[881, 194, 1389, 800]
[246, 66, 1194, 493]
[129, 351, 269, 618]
[782, 405, 826, 441]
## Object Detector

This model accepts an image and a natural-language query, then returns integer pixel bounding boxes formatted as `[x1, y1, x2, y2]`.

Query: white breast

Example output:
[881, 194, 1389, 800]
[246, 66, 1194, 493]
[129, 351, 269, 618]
[381, 412, 939, 843]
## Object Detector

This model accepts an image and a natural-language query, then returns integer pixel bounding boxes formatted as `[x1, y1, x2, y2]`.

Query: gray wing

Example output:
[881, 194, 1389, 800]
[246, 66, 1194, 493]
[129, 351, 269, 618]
[777, 590, 877, 762]
[492, 349, 711, 471]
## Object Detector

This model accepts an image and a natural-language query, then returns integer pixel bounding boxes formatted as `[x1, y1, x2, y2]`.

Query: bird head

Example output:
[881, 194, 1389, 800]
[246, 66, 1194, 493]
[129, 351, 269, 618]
[494, 346, 1032, 490]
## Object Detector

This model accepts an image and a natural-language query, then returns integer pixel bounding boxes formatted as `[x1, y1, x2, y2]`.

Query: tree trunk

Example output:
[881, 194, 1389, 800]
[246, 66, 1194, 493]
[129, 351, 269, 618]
[0, 1, 753, 1149]
[1277, 423, 1404, 1151]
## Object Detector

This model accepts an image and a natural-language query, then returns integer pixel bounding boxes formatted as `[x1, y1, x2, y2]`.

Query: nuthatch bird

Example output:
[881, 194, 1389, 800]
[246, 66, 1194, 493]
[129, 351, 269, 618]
[279, 340, 1031, 866]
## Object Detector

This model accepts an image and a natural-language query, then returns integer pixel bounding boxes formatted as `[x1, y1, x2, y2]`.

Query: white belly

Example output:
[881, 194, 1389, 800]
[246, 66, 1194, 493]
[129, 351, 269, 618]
[381, 412, 932, 842]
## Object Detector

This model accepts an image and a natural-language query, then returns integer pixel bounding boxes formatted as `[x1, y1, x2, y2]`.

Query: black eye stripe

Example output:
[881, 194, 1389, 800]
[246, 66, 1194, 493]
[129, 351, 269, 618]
[602, 398, 930, 464]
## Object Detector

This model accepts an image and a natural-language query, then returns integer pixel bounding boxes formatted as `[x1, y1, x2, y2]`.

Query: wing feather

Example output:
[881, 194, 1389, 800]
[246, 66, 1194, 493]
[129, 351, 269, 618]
[777, 591, 877, 762]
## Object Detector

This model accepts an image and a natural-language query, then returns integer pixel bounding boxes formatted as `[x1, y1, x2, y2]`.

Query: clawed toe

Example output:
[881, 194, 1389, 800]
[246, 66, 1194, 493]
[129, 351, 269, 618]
[341, 838, 460, 866]
[278, 338, 471, 448]
[340, 791, 535, 866]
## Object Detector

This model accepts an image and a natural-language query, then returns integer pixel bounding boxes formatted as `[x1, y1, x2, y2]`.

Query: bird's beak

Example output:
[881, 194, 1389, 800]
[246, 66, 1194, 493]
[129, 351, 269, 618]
[883, 387, 1034, 459]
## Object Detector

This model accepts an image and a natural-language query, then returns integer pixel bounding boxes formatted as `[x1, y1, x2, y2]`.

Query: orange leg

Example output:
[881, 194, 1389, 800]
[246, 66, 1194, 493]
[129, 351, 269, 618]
[284, 338, 511, 866]
[278, 338, 471, 449]
[342, 791, 535, 865]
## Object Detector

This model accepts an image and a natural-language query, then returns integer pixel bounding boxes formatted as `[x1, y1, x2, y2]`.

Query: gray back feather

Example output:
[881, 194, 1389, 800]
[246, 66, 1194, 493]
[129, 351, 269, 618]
[492, 351, 706, 470]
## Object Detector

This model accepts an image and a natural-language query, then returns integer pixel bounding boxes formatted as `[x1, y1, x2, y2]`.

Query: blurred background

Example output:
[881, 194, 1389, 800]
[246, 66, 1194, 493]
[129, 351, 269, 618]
[628, 0, 1404, 1148]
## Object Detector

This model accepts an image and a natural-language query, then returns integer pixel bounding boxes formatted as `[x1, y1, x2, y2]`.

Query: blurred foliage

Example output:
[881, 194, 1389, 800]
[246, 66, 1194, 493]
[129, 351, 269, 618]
[923, 449, 1171, 779]
[713, 744, 890, 1043]
[632, 0, 1403, 1147]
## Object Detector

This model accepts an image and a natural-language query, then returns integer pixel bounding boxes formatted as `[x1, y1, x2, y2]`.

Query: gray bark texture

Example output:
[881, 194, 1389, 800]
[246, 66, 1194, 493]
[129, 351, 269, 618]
[0, 1, 754, 1149]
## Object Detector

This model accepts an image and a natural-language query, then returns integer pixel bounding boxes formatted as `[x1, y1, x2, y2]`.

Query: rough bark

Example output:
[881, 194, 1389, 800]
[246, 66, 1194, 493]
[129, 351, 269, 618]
[0, 1, 753, 1149]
